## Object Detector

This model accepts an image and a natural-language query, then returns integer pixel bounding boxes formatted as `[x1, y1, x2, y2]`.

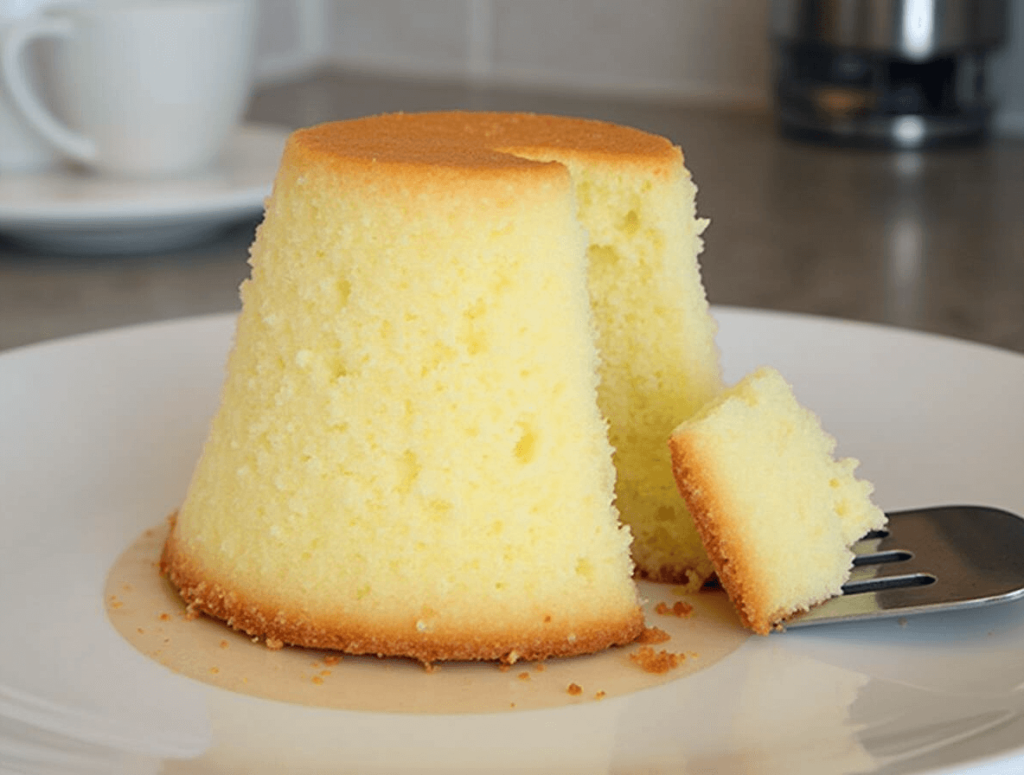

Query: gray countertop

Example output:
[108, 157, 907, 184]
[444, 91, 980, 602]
[2, 69, 1023, 355]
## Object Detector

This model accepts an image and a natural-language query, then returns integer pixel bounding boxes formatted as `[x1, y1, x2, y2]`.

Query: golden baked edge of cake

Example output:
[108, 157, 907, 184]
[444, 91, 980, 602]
[161, 514, 644, 664]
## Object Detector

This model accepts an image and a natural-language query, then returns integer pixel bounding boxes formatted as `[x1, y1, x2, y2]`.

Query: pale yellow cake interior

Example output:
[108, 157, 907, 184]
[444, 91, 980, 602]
[567, 154, 721, 587]
[493, 129, 722, 587]
[668, 366, 886, 634]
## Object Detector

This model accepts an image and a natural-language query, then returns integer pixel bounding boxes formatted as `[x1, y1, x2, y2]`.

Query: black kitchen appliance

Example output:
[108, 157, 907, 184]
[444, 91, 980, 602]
[771, 0, 1009, 147]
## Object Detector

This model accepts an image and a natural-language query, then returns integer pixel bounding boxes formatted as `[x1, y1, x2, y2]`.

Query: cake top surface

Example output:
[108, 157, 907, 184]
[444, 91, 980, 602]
[289, 111, 683, 173]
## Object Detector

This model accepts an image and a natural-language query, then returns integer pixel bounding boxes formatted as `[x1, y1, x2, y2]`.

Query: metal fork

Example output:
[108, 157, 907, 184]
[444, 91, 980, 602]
[786, 506, 1024, 628]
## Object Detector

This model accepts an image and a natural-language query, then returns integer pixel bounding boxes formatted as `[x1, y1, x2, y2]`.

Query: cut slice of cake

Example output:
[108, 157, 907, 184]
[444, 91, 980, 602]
[667, 366, 886, 634]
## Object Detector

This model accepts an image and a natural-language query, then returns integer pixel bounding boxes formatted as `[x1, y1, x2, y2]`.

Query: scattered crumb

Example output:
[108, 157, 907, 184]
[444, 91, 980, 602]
[637, 626, 671, 644]
[567, 683, 583, 696]
[422, 662, 439, 674]
[654, 601, 693, 617]
[630, 646, 685, 674]
[209, 667, 220, 675]
[518, 672, 530, 681]
[136, 628, 145, 635]
[534, 662, 546, 672]
[497, 663, 512, 673]
[159, 613, 171, 622]
[323, 655, 341, 666]
[109, 599, 123, 610]
[265, 637, 284, 650]
[312, 675, 324, 685]
[122, 583, 133, 592]
[320, 670, 332, 677]
[219, 640, 229, 649]
[595, 691, 606, 700]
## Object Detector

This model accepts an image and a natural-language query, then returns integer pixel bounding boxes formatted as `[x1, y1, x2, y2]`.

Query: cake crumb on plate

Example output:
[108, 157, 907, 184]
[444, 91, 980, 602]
[630, 646, 685, 674]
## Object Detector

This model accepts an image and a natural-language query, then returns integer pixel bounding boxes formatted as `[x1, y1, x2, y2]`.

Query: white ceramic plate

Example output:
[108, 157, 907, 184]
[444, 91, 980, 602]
[0, 123, 289, 255]
[2, 307, 1023, 775]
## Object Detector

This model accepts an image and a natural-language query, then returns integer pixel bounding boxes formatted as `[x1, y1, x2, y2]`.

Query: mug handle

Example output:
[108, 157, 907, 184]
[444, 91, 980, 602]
[1, 16, 96, 164]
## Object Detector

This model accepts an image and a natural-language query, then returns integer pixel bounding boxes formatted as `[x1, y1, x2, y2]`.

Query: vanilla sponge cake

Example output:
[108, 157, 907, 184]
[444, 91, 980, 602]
[163, 111, 713, 663]
[163, 112, 723, 660]
[668, 367, 886, 634]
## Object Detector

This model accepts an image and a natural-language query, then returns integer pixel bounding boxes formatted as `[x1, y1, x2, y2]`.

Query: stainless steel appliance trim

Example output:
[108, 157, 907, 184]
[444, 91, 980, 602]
[770, 0, 1008, 59]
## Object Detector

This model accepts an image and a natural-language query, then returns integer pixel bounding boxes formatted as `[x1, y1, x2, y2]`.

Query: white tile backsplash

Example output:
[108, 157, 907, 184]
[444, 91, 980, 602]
[255, 0, 1024, 132]
[255, 0, 773, 105]
[489, 1, 770, 104]
[324, 0, 475, 80]
[254, 0, 325, 82]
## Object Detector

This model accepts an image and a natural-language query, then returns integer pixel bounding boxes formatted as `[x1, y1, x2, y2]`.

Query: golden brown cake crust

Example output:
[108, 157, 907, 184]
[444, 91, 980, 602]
[289, 111, 683, 175]
[667, 437, 779, 635]
[161, 515, 644, 663]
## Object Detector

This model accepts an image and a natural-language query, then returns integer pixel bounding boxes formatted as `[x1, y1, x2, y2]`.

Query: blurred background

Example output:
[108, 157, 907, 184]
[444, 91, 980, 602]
[1, 0, 1023, 356]
[251, 0, 1024, 136]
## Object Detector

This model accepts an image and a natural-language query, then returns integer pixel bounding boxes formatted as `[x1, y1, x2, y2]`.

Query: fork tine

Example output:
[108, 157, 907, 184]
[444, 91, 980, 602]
[785, 506, 1024, 628]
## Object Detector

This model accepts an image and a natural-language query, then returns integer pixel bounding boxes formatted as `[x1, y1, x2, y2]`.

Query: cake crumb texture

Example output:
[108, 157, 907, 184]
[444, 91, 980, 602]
[566, 148, 721, 587]
[654, 600, 693, 617]
[636, 626, 671, 644]
[629, 646, 685, 673]
[668, 366, 887, 634]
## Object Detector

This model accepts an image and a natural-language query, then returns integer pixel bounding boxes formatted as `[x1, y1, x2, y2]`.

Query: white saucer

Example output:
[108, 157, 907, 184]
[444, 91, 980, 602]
[0, 123, 289, 255]
[1, 308, 1023, 774]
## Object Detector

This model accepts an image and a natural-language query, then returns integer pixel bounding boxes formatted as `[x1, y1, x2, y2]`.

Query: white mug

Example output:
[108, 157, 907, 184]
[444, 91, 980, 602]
[0, 0, 59, 172]
[1, 0, 256, 177]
